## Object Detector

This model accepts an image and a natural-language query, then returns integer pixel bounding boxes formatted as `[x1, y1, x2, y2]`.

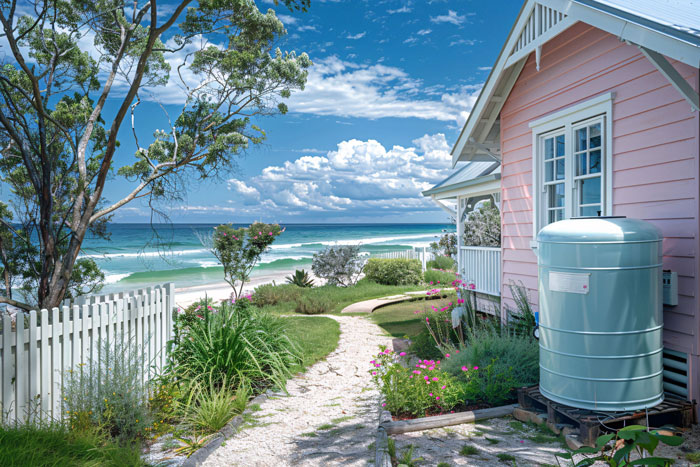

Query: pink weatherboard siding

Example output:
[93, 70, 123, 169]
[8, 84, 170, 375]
[499, 22, 699, 403]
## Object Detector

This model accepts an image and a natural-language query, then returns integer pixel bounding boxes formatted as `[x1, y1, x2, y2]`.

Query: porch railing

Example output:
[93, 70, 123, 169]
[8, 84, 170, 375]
[459, 246, 501, 296]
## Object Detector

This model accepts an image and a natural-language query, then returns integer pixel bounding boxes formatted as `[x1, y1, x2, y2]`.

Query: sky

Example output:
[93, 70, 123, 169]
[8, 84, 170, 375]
[5, 0, 525, 224]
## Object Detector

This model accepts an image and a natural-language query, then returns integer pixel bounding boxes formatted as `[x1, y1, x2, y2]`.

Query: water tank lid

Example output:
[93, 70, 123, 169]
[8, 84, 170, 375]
[537, 217, 662, 244]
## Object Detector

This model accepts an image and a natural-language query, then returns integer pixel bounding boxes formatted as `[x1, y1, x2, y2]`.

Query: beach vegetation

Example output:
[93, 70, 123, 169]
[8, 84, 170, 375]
[424, 268, 457, 286]
[463, 202, 501, 247]
[285, 269, 315, 287]
[169, 298, 301, 396]
[363, 258, 422, 286]
[430, 233, 457, 258]
[180, 376, 249, 433]
[0, 423, 145, 467]
[205, 223, 283, 299]
[311, 245, 364, 287]
[0, 0, 311, 310]
[427, 255, 456, 271]
[252, 283, 302, 307]
[294, 292, 334, 315]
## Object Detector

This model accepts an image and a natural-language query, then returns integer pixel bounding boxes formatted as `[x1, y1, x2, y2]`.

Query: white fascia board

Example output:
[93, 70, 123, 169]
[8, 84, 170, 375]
[538, 0, 700, 67]
[430, 178, 502, 201]
[637, 45, 699, 112]
[451, 0, 537, 167]
[504, 15, 576, 68]
[431, 196, 457, 217]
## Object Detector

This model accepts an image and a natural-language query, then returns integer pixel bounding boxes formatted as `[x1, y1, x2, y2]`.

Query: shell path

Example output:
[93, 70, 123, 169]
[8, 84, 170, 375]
[202, 315, 391, 467]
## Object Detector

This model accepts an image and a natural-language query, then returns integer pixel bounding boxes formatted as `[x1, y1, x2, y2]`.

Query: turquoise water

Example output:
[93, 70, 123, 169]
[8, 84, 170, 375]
[83, 223, 454, 292]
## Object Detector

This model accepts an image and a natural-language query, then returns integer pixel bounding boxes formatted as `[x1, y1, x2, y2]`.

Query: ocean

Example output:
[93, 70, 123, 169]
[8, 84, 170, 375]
[83, 223, 454, 293]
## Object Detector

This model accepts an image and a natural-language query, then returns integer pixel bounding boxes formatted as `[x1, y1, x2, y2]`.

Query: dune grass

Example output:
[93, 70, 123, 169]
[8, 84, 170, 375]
[368, 296, 456, 338]
[0, 424, 144, 467]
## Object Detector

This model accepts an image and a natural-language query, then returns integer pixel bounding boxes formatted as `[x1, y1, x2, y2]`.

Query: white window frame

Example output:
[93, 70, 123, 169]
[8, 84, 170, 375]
[530, 92, 614, 243]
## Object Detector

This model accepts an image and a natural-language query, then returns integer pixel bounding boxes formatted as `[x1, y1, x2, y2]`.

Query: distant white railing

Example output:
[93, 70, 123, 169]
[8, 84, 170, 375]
[0, 283, 174, 424]
[459, 246, 501, 296]
[371, 248, 436, 271]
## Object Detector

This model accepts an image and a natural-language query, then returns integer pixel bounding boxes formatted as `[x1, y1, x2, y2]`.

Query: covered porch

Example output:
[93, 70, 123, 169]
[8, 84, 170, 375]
[422, 162, 502, 297]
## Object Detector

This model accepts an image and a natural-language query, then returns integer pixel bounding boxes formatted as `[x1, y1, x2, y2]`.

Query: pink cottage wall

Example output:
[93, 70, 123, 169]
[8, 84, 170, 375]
[499, 22, 700, 404]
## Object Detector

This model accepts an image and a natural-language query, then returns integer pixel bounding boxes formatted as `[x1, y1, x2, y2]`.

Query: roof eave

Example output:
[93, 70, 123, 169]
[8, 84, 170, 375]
[422, 173, 502, 197]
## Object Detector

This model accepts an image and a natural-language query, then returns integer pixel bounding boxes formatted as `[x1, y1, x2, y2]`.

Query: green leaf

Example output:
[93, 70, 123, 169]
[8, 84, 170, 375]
[612, 444, 634, 464]
[652, 434, 683, 447]
[627, 456, 675, 466]
[596, 433, 616, 448]
[573, 446, 600, 455]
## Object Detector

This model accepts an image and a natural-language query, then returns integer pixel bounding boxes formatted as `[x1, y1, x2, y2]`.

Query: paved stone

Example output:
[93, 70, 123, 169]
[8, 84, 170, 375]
[339, 296, 411, 314]
[202, 315, 392, 467]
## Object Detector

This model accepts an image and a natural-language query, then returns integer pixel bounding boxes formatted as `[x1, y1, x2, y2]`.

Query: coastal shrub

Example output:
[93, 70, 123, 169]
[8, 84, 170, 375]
[426, 256, 455, 271]
[168, 299, 301, 394]
[0, 423, 145, 467]
[363, 258, 422, 286]
[294, 292, 334, 315]
[370, 347, 465, 417]
[463, 202, 501, 247]
[311, 245, 364, 287]
[181, 376, 249, 433]
[285, 269, 314, 288]
[205, 222, 283, 299]
[459, 362, 517, 406]
[251, 283, 301, 307]
[408, 329, 444, 360]
[63, 337, 151, 442]
[424, 269, 456, 286]
[441, 330, 539, 399]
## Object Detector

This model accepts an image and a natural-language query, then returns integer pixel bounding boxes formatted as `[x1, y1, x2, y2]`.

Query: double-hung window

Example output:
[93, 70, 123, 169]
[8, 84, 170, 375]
[530, 93, 613, 239]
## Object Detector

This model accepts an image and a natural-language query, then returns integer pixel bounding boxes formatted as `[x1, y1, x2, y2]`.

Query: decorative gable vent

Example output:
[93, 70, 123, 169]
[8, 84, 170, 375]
[663, 348, 689, 399]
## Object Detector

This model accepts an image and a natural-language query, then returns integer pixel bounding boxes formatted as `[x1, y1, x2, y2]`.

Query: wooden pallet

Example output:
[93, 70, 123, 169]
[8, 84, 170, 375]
[517, 386, 696, 446]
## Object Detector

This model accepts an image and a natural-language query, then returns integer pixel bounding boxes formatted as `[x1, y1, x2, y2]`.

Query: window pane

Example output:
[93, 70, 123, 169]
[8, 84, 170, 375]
[544, 138, 554, 160]
[576, 128, 587, 151]
[577, 153, 587, 176]
[556, 158, 565, 180]
[545, 160, 553, 182]
[589, 149, 601, 174]
[548, 183, 565, 208]
[556, 134, 565, 157]
[549, 209, 564, 224]
[580, 177, 601, 205]
[589, 123, 601, 148]
[580, 205, 601, 217]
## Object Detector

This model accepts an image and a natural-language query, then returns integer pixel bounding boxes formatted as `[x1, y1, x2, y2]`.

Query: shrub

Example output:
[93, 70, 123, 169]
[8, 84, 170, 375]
[251, 283, 302, 307]
[427, 255, 455, 271]
[311, 245, 364, 286]
[430, 232, 457, 257]
[168, 299, 301, 395]
[182, 377, 249, 433]
[505, 282, 537, 338]
[459, 361, 517, 406]
[441, 329, 539, 402]
[424, 269, 457, 286]
[463, 202, 500, 247]
[294, 293, 334, 315]
[63, 337, 151, 442]
[285, 269, 314, 287]
[408, 329, 444, 360]
[370, 347, 465, 417]
[363, 258, 422, 285]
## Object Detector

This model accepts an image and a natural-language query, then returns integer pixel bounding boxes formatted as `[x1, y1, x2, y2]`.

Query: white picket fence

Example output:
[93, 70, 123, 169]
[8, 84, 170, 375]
[371, 247, 436, 271]
[0, 283, 175, 424]
[459, 246, 501, 296]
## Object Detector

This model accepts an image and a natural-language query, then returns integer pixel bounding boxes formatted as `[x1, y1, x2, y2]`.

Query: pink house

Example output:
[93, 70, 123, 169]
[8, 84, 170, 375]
[451, 1, 700, 412]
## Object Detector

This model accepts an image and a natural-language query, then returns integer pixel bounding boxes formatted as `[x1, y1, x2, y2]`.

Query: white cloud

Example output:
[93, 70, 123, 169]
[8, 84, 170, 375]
[276, 13, 297, 25]
[387, 6, 411, 14]
[450, 38, 476, 47]
[417, 29, 432, 35]
[287, 56, 482, 124]
[346, 32, 366, 40]
[222, 133, 457, 217]
[431, 10, 467, 25]
[478, 66, 492, 71]
[297, 25, 318, 32]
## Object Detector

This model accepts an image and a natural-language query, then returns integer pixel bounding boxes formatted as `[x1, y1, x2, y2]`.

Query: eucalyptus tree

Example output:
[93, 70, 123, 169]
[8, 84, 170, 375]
[0, 0, 311, 309]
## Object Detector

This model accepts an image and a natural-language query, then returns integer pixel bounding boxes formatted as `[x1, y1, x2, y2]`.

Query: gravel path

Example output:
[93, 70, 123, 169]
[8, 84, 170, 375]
[202, 315, 391, 467]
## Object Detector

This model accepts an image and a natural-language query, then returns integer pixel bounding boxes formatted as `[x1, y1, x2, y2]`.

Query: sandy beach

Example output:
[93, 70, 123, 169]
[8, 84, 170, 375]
[174, 269, 324, 307]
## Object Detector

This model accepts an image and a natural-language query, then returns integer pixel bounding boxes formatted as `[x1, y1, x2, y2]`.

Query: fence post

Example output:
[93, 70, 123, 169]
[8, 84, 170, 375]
[422, 247, 427, 272]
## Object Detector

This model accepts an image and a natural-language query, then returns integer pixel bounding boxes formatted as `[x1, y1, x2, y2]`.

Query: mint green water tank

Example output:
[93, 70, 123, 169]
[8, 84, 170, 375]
[537, 217, 664, 411]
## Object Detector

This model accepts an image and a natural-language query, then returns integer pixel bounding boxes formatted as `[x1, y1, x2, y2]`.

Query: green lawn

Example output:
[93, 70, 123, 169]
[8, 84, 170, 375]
[369, 296, 456, 338]
[284, 316, 341, 371]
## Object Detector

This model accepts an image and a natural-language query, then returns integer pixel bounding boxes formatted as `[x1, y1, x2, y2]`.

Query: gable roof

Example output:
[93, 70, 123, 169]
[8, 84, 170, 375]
[452, 0, 700, 166]
[422, 161, 500, 197]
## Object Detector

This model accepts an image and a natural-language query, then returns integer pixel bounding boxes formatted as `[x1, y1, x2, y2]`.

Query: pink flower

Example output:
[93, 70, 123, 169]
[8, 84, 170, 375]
[372, 371, 377, 376]
[441, 385, 446, 389]
[445, 353, 451, 358]
[436, 396, 440, 401]
[413, 370, 421, 375]
[432, 377, 439, 382]
[409, 375, 414, 379]
[429, 393, 433, 397]
[399, 352, 406, 356]
[382, 403, 386, 407]
[455, 350, 460, 354]
[474, 366, 479, 370]
[424, 376, 429, 381]
[461, 366, 468, 371]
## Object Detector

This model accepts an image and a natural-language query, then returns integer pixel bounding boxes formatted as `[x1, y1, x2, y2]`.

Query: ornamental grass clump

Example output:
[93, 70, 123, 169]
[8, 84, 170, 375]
[251, 283, 302, 307]
[370, 347, 465, 417]
[169, 298, 301, 395]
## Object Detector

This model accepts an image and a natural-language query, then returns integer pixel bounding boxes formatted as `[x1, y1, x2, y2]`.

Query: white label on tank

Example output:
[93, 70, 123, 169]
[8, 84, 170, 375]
[549, 271, 590, 294]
